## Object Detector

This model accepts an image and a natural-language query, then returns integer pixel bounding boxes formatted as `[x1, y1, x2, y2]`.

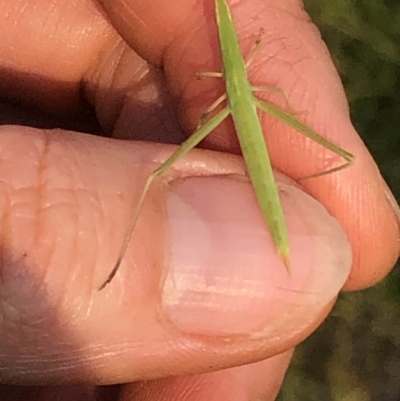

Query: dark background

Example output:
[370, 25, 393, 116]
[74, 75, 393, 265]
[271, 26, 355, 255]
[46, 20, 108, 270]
[279, 1, 400, 400]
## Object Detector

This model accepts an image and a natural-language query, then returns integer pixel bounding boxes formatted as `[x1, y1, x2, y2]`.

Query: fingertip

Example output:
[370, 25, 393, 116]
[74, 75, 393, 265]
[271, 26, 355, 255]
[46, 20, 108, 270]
[0, 128, 351, 383]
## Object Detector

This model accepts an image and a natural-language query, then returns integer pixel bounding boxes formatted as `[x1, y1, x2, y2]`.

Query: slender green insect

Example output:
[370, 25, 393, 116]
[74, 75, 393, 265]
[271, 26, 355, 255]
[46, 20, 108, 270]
[98, 0, 354, 290]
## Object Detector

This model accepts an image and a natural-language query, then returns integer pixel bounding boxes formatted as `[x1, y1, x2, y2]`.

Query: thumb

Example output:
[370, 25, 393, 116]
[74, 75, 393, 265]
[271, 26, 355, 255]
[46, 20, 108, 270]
[0, 125, 351, 384]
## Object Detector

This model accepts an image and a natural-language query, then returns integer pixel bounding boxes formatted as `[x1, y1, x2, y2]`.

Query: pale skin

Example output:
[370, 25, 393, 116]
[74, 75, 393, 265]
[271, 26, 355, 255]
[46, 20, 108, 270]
[0, 1, 398, 401]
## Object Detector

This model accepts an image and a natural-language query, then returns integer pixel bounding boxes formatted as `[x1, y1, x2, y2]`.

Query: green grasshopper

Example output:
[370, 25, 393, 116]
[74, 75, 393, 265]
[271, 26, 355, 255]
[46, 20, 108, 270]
[98, 0, 354, 290]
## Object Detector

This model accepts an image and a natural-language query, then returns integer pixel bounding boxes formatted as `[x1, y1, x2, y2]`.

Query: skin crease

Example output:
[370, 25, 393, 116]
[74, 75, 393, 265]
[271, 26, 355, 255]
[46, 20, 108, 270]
[0, 0, 398, 400]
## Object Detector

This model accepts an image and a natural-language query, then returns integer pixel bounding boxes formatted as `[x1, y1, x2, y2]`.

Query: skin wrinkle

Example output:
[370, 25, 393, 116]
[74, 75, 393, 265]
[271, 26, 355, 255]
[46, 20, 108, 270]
[86, 152, 105, 294]
[0, 130, 104, 342]
[84, 190, 102, 296]
[67, 141, 85, 293]
[261, 9, 344, 111]
[42, 138, 94, 304]
[164, 2, 216, 91]
[34, 131, 53, 289]
[85, 34, 126, 113]
[53, 1, 108, 54]
[0, 136, 47, 329]
[119, 0, 148, 32]
[267, 0, 312, 23]
[105, 0, 163, 62]
[102, 39, 127, 86]
[113, 48, 150, 132]
[4, 171, 33, 283]
[173, 4, 322, 151]
[38, 137, 78, 301]
[244, 19, 350, 180]
[254, 41, 308, 95]
[89, 40, 139, 135]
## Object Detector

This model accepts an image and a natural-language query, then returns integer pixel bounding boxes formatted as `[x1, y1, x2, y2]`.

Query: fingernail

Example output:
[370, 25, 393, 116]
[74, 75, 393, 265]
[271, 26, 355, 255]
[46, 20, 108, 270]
[161, 176, 352, 337]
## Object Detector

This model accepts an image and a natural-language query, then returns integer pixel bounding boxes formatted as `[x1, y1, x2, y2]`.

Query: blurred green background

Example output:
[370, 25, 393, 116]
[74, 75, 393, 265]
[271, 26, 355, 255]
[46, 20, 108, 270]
[278, 1, 400, 400]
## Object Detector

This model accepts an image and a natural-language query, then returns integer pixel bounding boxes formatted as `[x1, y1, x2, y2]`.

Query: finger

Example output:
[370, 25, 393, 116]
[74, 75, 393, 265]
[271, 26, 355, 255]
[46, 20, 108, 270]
[0, 125, 350, 384]
[0, 0, 184, 141]
[119, 351, 293, 401]
[0, 0, 114, 113]
[98, 0, 399, 289]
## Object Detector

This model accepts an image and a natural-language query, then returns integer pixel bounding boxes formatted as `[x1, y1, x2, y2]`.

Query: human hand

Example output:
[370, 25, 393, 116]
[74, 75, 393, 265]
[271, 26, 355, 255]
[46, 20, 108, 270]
[0, 0, 398, 400]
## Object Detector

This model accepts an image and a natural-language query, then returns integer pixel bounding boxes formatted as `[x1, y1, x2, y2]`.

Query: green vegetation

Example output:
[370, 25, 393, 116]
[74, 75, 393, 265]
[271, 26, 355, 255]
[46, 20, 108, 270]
[278, 1, 400, 400]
